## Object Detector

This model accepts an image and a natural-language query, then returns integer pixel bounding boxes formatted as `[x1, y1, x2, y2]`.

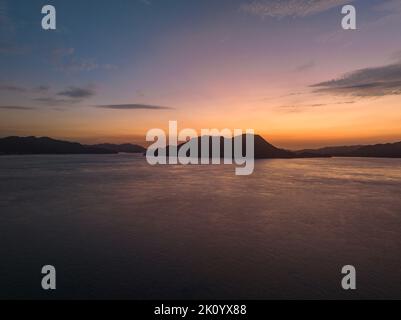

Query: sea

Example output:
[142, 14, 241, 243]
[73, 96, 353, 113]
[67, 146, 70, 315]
[0, 154, 400, 299]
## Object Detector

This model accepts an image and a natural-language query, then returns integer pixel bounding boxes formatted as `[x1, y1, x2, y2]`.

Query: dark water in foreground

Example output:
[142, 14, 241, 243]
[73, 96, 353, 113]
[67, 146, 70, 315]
[0, 155, 400, 299]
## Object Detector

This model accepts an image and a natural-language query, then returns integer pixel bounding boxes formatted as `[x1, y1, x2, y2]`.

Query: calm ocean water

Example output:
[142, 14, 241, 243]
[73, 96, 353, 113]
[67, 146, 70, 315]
[0, 155, 400, 299]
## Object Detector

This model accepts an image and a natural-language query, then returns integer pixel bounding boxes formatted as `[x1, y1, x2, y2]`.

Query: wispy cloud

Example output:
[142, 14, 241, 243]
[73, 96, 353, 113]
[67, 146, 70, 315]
[32, 85, 96, 106]
[34, 85, 50, 93]
[0, 84, 26, 92]
[59, 59, 101, 72]
[33, 97, 82, 106]
[294, 60, 315, 72]
[277, 100, 355, 113]
[241, 0, 354, 18]
[95, 104, 173, 110]
[52, 47, 75, 57]
[1, 83, 95, 107]
[0, 105, 34, 111]
[311, 61, 401, 97]
[0, 83, 50, 93]
[58, 86, 96, 98]
[1, 83, 51, 93]
[51, 47, 116, 72]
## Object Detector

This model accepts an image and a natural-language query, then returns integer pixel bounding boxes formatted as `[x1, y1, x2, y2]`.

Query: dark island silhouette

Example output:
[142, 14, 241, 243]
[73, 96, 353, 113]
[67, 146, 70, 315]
[0, 136, 145, 155]
[148, 134, 401, 159]
[0, 135, 400, 158]
[297, 142, 401, 158]
[152, 134, 326, 159]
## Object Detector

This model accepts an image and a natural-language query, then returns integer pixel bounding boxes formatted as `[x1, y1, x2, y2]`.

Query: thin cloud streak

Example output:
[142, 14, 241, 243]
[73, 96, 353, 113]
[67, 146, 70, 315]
[277, 100, 356, 113]
[0, 84, 26, 92]
[294, 61, 315, 72]
[0, 106, 35, 110]
[51, 47, 116, 72]
[240, 0, 354, 18]
[0, 83, 49, 93]
[311, 61, 401, 97]
[33, 97, 82, 106]
[58, 86, 96, 98]
[95, 104, 174, 110]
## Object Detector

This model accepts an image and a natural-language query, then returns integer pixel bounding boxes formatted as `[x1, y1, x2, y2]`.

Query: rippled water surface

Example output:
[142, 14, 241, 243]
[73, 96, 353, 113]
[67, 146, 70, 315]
[0, 155, 400, 299]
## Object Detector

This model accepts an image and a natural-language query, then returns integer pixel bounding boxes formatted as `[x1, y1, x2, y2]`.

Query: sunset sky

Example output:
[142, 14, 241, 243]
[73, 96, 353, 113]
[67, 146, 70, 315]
[1, 0, 401, 149]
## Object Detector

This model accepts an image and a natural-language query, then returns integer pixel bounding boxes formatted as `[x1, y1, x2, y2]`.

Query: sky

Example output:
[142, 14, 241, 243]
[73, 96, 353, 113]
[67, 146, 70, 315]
[1, 0, 401, 149]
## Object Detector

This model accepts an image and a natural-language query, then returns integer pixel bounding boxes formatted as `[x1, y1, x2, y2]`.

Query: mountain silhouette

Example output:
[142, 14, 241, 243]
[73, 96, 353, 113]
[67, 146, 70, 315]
[151, 134, 328, 159]
[1, 136, 400, 158]
[252, 134, 295, 158]
[0, 136, 117, 155]
[298, 141, 401, 158]
[348, 142, 401, 158]
[297, 145, 363, 156]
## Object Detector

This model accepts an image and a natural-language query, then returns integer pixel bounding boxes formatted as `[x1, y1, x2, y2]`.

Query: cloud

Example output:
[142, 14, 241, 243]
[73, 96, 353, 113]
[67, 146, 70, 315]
[34, 85, 50, 93]
[0, 84, 26, 92]
[0, 84, 52, 93]
[51, 47, 116, 72]
[294, 61, 315, 72]
[52, 47, 75, 58]
[35, 84, 95, 105]
[59, 60, 116, 72]
[34, 85, 95, 106]
[277, 100, 356, 113]
[33, 97, 82, 106]
[58, 86, 96, 98]
[241, 0, 354, 18]
[0, 105, 34, 110]
[311, 61, 401, 97]
[278, 103, 327, 112]
[95, 104, 173, 110]
[0, 84, 94, 107]
[139, 0, 151, 5]
[59, 59, 100, 72]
